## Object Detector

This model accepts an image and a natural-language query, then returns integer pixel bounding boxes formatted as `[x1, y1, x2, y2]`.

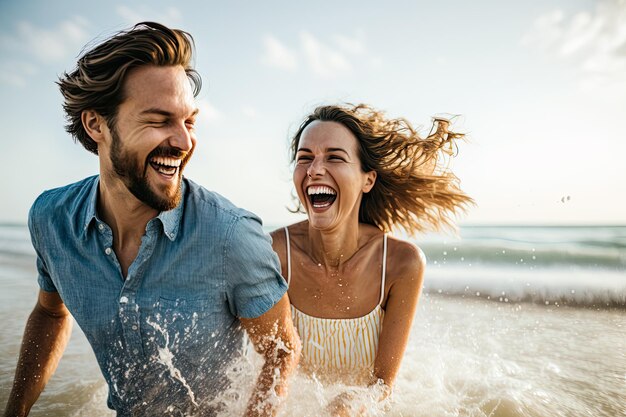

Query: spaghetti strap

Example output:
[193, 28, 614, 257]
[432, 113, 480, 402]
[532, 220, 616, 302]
[284, 227, 291, 284]
[379, 233, 388, 306]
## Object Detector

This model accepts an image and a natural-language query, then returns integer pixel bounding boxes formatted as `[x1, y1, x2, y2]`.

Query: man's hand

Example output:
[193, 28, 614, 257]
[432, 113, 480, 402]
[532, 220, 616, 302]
[4, 290, 72, 417]
[240, 294, 301, 417]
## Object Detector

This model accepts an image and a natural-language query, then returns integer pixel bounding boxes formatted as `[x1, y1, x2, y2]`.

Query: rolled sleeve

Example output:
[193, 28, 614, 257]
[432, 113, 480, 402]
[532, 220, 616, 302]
[224, 215, 287, 319]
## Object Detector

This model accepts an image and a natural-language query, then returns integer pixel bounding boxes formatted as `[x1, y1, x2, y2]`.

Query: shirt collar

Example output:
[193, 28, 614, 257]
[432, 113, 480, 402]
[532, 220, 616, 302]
[81, 176, 185, 242]
[156, 180, 186, 241]
[81, 176, 100, 237]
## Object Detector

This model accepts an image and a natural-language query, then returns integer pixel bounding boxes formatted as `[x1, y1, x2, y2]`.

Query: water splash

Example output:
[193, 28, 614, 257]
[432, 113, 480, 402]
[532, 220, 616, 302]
[146, 318, 198, 407]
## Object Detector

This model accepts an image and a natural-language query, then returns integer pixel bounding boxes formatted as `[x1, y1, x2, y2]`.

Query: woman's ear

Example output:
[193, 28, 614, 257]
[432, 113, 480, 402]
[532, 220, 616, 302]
[362, 170, 377, 193]
[81, 110, 108, 144]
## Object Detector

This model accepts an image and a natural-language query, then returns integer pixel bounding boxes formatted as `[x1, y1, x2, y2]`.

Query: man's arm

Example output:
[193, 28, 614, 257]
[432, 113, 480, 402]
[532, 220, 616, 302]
[4, 290, 72, 417]
[239, 294, 301, 417]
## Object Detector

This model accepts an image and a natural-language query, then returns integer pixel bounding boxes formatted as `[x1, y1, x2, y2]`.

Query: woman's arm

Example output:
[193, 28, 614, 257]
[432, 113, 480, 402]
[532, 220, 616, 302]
[373, 240, 426, 389]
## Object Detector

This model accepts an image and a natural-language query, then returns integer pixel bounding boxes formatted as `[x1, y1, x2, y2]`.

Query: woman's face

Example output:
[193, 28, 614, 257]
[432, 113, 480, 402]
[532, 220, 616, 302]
[294, 120, 376, 231]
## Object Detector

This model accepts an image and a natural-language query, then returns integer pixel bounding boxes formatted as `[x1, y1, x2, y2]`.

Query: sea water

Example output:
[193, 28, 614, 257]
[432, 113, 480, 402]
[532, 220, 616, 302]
[1, 224, 624, 416]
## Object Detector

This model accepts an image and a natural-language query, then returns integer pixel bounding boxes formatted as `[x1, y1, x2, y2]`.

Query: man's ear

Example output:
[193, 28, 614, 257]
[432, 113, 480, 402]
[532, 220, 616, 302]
[362, 170, 377, 193]
[81, 110, 108, 144]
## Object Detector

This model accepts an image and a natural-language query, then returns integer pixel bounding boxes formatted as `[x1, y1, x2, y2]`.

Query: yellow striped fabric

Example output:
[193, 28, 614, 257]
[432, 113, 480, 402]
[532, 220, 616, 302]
[291, 304, 384, 383]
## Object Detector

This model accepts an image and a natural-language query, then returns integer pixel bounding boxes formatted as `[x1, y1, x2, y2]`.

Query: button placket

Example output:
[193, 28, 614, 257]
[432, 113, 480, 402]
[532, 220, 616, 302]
[119, 293, 144, 358]
[118, 223, 159, 360]
[98, 223, 123, 276]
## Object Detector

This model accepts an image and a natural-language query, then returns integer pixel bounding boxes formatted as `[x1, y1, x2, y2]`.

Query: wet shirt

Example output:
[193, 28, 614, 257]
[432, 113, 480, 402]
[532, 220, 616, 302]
[29, 175, 287, 416]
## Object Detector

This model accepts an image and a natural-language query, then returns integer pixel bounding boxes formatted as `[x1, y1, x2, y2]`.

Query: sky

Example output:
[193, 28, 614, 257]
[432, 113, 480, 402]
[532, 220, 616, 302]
[1, 0, 625, 226]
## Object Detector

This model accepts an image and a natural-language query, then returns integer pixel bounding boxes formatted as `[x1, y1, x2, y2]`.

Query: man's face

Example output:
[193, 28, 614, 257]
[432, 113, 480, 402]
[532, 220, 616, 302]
[104, 65, 198, 211]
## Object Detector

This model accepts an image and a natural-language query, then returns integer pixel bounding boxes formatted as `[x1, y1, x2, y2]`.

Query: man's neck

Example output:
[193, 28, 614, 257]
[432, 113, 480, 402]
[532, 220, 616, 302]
[97, 176, 158, 277]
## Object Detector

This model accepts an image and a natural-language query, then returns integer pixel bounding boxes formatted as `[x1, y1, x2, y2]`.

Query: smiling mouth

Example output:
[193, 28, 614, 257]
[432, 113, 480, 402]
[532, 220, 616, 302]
[307, 185, 337, 208]
[149, 155, 182, 176]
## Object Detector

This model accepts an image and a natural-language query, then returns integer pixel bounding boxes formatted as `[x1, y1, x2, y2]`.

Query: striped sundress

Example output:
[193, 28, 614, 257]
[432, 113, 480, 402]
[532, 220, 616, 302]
[284, 227, 387, 384]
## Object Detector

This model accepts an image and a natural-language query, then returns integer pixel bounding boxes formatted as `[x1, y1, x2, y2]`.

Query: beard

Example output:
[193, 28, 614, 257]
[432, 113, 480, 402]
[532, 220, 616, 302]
[109, 127, 193, 212]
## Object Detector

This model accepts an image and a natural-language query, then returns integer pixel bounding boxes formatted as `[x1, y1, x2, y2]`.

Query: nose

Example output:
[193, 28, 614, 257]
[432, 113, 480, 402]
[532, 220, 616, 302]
[307, 157, 325, 178]
[168, 122, 194, 152]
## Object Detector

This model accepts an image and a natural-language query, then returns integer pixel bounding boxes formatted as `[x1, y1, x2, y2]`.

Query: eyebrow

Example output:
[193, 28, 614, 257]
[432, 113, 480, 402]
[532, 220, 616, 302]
[139, 108, 200, 118]
[297, 147, 350, 155]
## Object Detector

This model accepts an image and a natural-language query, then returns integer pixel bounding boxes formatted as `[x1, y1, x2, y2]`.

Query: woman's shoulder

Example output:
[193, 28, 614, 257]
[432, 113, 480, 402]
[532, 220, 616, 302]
[386, 235, 426, 283]
[270, 221, 308, 251]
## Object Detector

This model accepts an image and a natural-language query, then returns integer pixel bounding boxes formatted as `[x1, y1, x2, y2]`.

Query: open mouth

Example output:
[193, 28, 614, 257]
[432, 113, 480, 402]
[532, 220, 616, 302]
[307, 185, 337, 209]
[149, 155, 181, 177]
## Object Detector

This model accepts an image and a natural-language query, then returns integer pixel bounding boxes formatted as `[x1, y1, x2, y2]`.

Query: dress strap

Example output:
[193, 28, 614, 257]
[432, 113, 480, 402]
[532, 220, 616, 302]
[379, 233, 388, 306]
[284, 227, 292, 285]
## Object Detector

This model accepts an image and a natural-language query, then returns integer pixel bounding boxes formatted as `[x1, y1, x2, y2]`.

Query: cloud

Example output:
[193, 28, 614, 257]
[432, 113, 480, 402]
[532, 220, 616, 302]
[115, 5, 183, 26]
[261, 35, 298, 71]
[0, 16, 90, 63]
[522, 0, 626, 86]
[300, 31, 352, 78]
[261, 31, 376, 79]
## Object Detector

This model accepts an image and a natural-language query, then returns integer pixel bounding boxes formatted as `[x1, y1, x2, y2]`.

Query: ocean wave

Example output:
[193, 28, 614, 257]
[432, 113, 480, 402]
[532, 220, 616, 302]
[424, 265, 626, 308]
[420, 243, 626, 269]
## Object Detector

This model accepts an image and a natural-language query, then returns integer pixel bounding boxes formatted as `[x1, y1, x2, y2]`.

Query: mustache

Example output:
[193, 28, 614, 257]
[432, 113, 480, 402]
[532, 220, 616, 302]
[148, 146, 189, 160]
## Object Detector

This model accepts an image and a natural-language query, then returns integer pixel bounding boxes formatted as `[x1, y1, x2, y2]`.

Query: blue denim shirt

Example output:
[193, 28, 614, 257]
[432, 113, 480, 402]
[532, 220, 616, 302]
[28, 175, 287, 416]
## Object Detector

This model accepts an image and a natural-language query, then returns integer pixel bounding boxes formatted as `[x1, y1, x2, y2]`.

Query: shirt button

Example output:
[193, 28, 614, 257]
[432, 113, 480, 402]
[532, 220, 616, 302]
[132, 325, 138, 331]
[105, 247, 112, 255]
[119, 296, 129, 304]
[98, 223, 104, 230]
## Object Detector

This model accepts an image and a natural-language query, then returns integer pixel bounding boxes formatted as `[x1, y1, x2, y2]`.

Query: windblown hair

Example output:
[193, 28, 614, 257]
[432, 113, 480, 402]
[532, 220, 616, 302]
[290, 104, 474, 234]
[57, 21, 202, 155]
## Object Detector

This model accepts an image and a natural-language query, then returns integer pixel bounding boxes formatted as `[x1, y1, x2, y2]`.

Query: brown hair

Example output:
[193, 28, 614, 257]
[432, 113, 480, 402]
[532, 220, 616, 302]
[290, 104, 474, 234]
[57, 21, 201, 154]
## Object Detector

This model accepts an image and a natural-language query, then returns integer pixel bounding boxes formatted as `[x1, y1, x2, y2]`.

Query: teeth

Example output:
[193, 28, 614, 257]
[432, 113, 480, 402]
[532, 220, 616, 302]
[151, 156, 182, 167]
[307, 186, 336, 195]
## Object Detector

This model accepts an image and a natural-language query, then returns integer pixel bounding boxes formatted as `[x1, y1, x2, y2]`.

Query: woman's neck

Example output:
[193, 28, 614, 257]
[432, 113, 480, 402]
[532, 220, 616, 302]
[306, 221, 362, 270]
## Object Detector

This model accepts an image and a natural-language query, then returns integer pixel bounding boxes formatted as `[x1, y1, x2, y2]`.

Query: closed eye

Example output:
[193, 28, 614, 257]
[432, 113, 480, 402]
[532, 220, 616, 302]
[328, 155, 346, 162]
[296, 155, 313, 164]
[146, 120, 167, 127]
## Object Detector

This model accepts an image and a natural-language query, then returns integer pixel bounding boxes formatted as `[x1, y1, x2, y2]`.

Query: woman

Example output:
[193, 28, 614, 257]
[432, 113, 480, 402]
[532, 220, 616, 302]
[271, 104, 472, 414]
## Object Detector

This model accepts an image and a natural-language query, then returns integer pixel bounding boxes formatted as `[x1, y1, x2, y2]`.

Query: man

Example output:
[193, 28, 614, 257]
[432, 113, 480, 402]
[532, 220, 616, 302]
[4, 22, 299, 417]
